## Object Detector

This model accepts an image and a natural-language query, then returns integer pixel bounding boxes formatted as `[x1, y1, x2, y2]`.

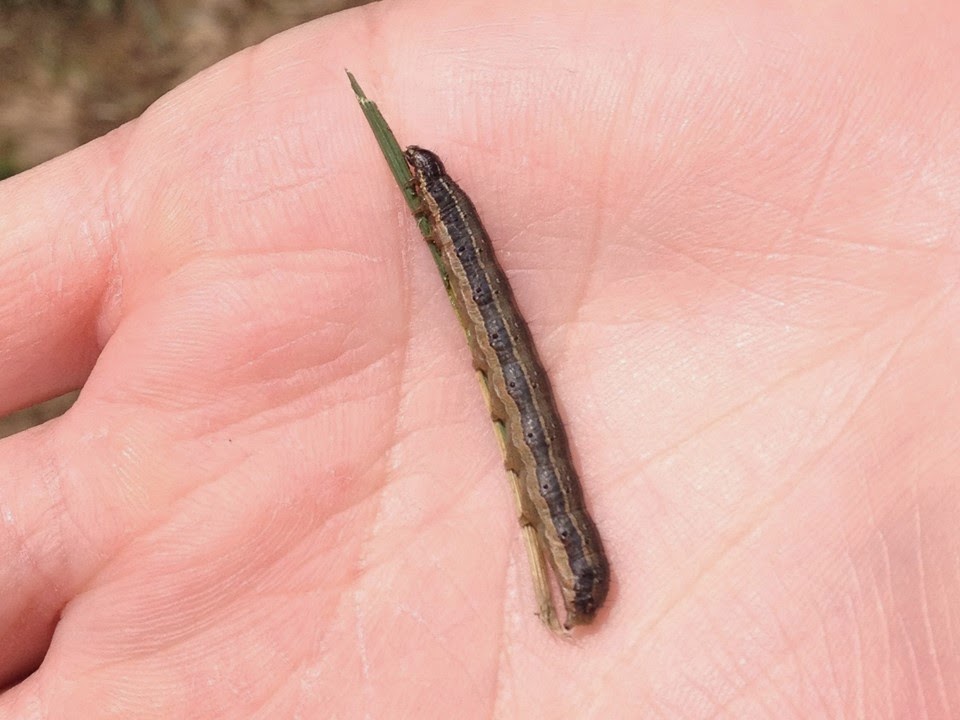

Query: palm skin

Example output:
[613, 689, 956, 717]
[1, 2, 958, 718]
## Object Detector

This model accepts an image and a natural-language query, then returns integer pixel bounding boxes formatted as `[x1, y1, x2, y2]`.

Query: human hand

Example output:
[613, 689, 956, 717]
[1, 2, 958, 718]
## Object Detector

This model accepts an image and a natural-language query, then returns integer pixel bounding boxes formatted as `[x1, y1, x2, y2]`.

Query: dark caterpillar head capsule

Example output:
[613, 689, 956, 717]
[405, 146, 446, 180]
[563, 570, 609, 629]
[562, 541, 610, 630]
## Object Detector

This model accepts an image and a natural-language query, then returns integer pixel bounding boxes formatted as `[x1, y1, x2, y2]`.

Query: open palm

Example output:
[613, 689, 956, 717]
[2, 3, 958, 718]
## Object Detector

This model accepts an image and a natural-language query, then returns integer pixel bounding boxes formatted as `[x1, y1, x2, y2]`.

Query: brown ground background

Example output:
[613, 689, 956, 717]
[0, 0, 366, 438]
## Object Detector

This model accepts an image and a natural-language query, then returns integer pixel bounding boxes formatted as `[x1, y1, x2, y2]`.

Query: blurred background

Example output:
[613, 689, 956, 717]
[0, 0, 367, 438]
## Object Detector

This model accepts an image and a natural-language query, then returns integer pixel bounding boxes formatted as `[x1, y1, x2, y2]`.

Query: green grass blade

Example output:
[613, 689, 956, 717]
[346, 70, 433, 239]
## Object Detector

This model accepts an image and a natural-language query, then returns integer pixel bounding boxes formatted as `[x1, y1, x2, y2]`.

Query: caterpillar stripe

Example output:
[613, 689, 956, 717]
[405, 146, 609, 630]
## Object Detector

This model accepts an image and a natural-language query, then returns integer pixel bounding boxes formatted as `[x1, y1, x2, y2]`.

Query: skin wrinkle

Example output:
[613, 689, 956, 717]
[420, 535, 488, 624]
[566, 66, 643, 370]
[813, 602, 848, 716]
[96, 119, 175, 343]
[343, 179, 408, 715]
[646, 684, 687, 720]
[786, 95, 854, 242]
[847, 561, 867, 719]
[393, 603, 488, 702]
[61, 452, 235, 601]
[591, 295, 945, 698]
[877, 462, 956, 708]
[88, 252, 399, 425]
[640, 284, 942, 471]
[79, 610, 291, 719]
[190, 245, 384, 277]
[352, 592, 373, 720]
[230, 175, 327, 208]
[48, 437, 102, 590]
[870, 520, 896, 720]
[563, 149, 607, 375]
[654, 240, 939, 324]
[813, 292, 952, 474]
[685, 236, 894, 260]
[766, 274, 893, 300]
[234, 44, 260, 139]
[90, 146, 131, 352]
[53, 424, 159, 600]
[385, 454, 499, 585]
[768, 592, 832, 718]
[79, 533, 348, 708]
[711, 180, 806, 217]
[898, 610, 932, 719]
[656, 238, 798, 312]
[77, 560, 277, 669]
[261, 612, 342, 718]
[196, 335, 399, 434]
[675, 666, 727, 718]
[66, 422, 380, 612]
[638, 326, 860, 467]
[702, 597, 789, 718]
[18, 669, 48, 720]
[491, 550, 520, 720]
[104, 369, 366, 444]
[212, 316, 360, 377]
[0, 476, 68, 687]
[4, 429, 58, 583]
[811, 577, 849, 715]
[243, 665, 298, 720]
[580, 645, 641, 720]
[912, 504, 951, 718]
[491, 639, 509, 720]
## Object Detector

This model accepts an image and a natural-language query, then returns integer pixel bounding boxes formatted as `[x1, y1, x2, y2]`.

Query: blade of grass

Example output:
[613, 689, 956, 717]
[345, 72, 564, 632]
[346, 71, 431, 239]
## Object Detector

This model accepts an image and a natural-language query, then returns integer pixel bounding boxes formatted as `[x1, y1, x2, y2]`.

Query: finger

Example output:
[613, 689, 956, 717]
[0, 672, 42, 719]
[0, 422, 83, 689]
[0, 143, 121, 415]
[0, 14, 406, 418]
[0, 12, 406, 687]
[0, 407, 174, 690]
